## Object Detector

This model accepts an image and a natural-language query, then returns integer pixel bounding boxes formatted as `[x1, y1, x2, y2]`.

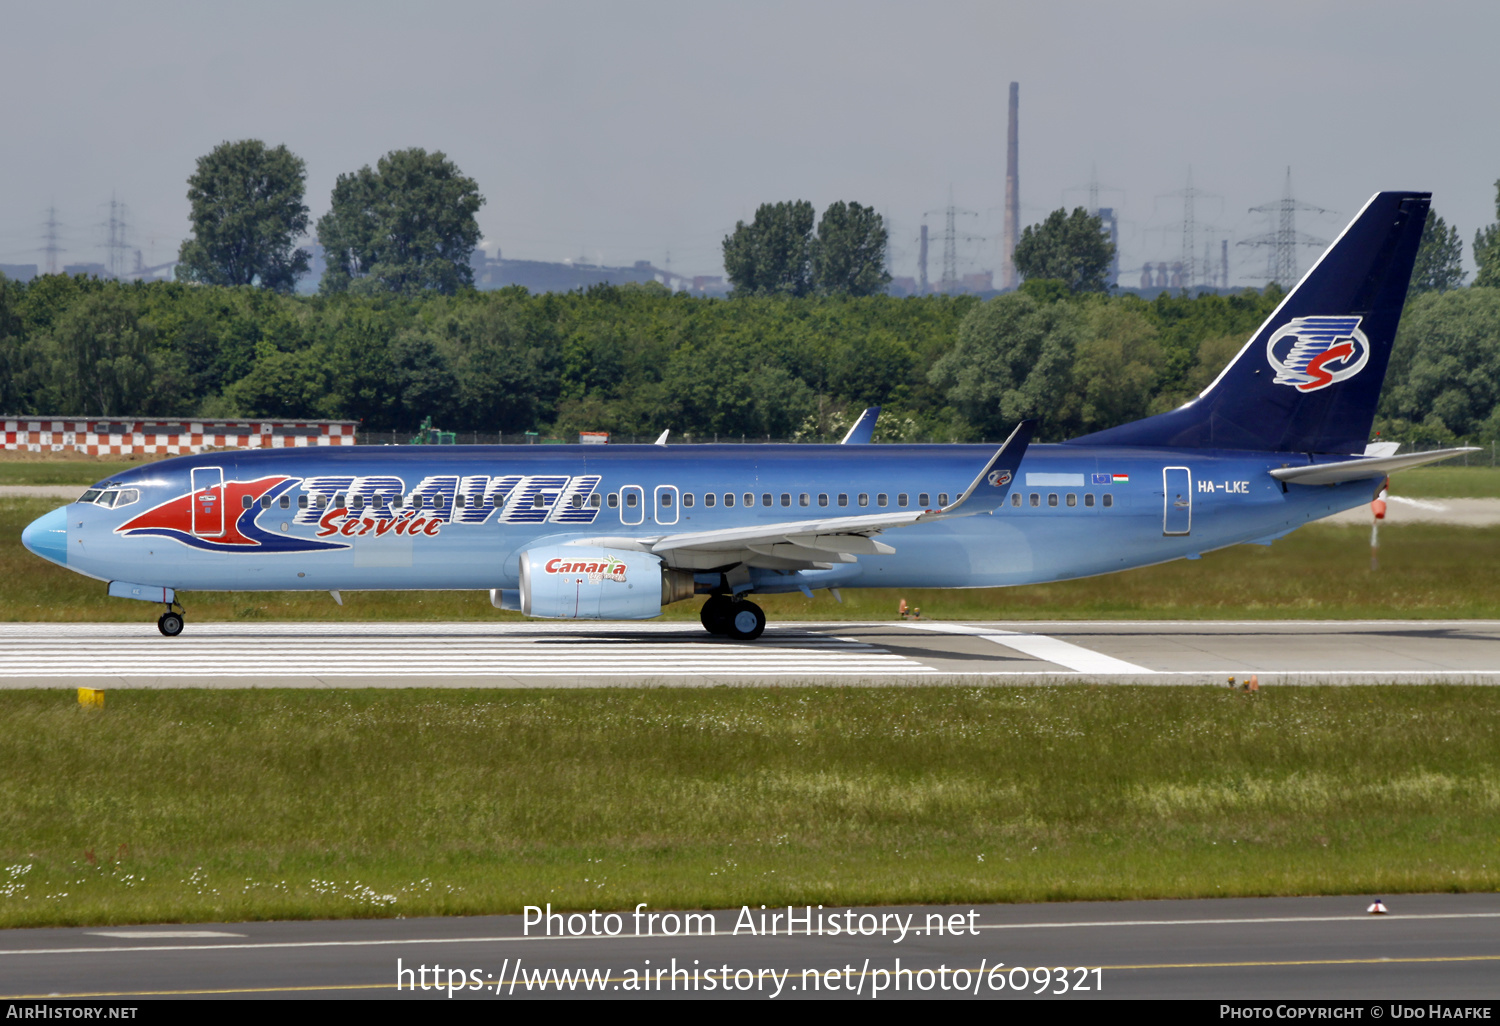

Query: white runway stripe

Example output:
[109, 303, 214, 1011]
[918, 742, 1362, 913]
[0, 624, 928, 677]
[902, 621, 1153, 673]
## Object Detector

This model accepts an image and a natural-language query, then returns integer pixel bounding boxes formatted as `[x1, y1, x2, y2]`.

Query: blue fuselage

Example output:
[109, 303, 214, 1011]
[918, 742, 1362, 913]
[30, 443, 1381, 597]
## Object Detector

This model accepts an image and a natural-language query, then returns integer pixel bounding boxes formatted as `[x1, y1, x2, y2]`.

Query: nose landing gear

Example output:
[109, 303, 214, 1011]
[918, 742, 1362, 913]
[157, 602, 186, 637]
[699, 594, 766, 641]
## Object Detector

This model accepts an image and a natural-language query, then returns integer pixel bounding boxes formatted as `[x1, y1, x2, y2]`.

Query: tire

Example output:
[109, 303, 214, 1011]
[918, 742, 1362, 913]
[700, 595, 733, 635]
[725, 600, 766, 641]
[157, 612, 184, 637]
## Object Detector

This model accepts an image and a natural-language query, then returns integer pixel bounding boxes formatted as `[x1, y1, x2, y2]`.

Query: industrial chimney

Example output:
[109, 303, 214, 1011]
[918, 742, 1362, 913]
[1001, 82, 1019, 290]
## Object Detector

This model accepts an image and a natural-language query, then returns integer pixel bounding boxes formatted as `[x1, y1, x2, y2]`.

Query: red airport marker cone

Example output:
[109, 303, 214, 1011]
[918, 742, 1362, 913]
[1248, 674, 1259, 693]
[1371, 481, 1387, 572]
[1367, 899, 1389, 915]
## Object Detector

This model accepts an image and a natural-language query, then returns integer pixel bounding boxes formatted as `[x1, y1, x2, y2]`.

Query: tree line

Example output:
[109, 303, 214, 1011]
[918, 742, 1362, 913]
[4, 269, 1500, 445]
[5, 138, 1499, 446]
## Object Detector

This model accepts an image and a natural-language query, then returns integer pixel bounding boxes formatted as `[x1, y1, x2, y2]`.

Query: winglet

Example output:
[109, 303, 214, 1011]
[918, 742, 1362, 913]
[923, 420, 1034, 519]
[839, 407, 881, 444]
[654, 429, 670, 446]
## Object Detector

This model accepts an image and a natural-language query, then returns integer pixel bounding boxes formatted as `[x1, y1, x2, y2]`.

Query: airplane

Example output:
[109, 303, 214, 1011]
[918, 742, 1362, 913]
[21, 191, 1475, 641]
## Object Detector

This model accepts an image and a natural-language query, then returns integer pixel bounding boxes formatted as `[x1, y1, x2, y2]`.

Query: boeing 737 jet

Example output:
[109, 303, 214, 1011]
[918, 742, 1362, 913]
[22, 191, 1472, 640]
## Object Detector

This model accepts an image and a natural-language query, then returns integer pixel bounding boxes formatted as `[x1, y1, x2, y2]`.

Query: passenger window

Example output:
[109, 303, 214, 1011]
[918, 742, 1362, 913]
[1010, 493, 1021, 507]
[1103, 493, 1114, 507]
[1048, 494, 1058, 507]
[453, 495, 463, 508]
[393, 495, 404, 508]
[683, 493, 694, 508]
[838, 494, 848, 507]
[279, 495, 290, 509]
[570, 495, 582, 508]
[743, 493, 754, 507]
[242, 495, 252, 509]
[938, 493, 949, 506]
[334, 493, 346, 507]
[532, 494, 544, 508]
[297, 495, 308, 509]
[761, 493, 772, 507]
[897, 493, 908, 507]
[919, 493, 930, 507]
[316, 495, 328, 509]
[1084, 493, 1095, 507]
[608, 493, 619, 508]
[799, 493, 809, 507]
[724, 493, 735, 508]
[704, 492, 716, 507]
[1029, 493, 1039, 507]
[625, 493, 637, 507]
[262, 495, 273, 509]
[780, 493, 790, 507]
[818, 493, 828, 507]
[661, 492, 673, 507]
[858, 493, 869, 507]
[1066, 493, 1077, 507]
[436, 495, 447, 509]
[877, 493, 888, 507]
[589, 494, 601, 508]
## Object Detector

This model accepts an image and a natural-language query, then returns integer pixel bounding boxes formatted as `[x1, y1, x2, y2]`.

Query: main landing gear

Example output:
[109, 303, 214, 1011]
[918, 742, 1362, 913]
[157, 602, 186, 637]
[700, 594, 766, 641]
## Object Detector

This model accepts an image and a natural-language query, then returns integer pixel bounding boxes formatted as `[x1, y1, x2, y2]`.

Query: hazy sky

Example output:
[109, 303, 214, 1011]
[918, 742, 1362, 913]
[2, 0, 1497, 286]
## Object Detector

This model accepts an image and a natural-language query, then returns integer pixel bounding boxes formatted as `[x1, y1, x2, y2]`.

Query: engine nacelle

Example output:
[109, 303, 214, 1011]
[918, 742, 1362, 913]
[518, 546, 694, 620]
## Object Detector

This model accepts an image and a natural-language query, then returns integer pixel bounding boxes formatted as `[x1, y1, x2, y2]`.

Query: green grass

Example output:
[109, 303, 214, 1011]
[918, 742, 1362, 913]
[1392, 464, 1500, 498]
[0, 454, 165, 487]
[0, 686, 1495, 927]
[6, 495, 1500, 622]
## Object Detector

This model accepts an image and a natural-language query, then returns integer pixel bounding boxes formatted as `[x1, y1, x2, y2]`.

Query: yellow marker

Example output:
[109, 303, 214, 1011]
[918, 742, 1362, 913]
[77, 687, 104, 709]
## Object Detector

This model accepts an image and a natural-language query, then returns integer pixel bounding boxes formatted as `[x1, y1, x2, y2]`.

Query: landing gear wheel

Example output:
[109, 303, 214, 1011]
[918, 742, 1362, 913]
[725, 600, 766, 641]
[700, 594, 734, 635]
[157, 612, 184, 637]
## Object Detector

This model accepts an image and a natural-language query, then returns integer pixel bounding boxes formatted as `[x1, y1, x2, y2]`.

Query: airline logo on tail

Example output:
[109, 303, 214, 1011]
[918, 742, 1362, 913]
[1266, 316, 1370, 392]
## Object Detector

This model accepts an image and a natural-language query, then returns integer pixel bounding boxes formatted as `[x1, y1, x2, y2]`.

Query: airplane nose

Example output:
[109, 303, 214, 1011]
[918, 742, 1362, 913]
[21, 507, 68, 567]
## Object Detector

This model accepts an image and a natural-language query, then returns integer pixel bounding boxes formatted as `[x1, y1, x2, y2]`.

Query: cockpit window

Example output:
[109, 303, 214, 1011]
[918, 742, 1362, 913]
[79, 489, 102, 504]
[113, 489, 140, 508]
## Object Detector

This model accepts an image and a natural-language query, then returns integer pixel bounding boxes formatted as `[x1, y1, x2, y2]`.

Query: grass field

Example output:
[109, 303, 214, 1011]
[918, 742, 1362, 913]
[5, 494, 1499, 622]
[0, 685, 1495, 928]
[2, 449, 1498, 497]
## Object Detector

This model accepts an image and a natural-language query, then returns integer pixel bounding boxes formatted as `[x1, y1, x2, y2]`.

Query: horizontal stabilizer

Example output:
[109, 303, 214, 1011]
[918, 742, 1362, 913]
[1269, 447, 1479, 485]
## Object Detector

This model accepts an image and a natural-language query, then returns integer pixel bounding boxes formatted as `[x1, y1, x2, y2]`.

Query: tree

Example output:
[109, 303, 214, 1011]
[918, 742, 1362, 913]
[1409, 209, 1466, 296]
[928, 292, 1082, 438]
[812, 201, 890, 296]
[317, 148, 485, 296]
[44, 290, 162, 415]
[722, 201, 815, 297]
[175, 140, 310, 292]
[1012, 207, 1115, 293]
[1474, 179, 1500, 289]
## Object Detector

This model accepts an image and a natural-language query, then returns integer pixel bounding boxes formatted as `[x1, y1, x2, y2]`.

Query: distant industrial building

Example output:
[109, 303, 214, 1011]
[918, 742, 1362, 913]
[469, 251, 726, 296]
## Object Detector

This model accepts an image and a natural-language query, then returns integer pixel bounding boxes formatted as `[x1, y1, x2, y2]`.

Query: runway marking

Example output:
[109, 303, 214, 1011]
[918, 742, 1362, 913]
[7, 911, 1500, 957]
[902, 621, 1154, 673]
[9, 954, 1500, 998]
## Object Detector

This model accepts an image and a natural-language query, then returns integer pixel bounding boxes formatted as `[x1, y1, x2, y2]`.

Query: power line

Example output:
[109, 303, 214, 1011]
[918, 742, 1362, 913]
[1238, 167, 1328, 286]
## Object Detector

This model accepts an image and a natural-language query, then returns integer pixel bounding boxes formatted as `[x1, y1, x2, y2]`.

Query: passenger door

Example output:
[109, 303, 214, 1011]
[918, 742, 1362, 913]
[1162, 466, 1191, 535]
[190, 466, 225, 537]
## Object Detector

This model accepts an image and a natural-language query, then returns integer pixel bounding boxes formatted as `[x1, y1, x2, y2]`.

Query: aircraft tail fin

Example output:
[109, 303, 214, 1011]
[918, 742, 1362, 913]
[1067, 191, 1430, 454]
[840, 407, 881, 444]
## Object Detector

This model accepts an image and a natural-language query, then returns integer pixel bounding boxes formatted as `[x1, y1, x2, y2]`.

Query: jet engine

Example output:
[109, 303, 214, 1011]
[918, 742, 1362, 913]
[517, 546, 694, 620]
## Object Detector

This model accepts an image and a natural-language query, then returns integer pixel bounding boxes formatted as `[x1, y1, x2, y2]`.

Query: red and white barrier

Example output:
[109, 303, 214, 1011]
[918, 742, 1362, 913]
[2, 419, 358, 456]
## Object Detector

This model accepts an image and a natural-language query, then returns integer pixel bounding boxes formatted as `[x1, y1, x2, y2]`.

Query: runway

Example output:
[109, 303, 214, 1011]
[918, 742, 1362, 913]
[1, 893, 1497, 1000]
[3, 619, 1500, 686]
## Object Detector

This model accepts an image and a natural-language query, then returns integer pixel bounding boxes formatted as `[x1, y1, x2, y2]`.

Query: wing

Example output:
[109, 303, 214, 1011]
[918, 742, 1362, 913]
[839, 407, 881, 444]
[573, 421, 1033, 572]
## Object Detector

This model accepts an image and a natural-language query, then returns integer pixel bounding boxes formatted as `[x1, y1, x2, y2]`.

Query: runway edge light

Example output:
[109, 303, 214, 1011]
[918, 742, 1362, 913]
[1367, 899, 1389, 914]
[77, 687, 104, 709]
